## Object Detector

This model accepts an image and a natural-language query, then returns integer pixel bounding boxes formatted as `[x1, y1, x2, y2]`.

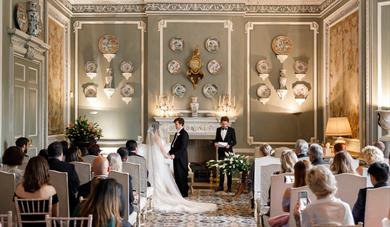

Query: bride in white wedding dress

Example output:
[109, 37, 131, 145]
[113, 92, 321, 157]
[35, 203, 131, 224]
[144, 122, 218, 213]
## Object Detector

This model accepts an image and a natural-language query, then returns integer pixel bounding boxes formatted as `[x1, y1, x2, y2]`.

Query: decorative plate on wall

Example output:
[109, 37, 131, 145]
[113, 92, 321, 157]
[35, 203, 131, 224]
[257, 84, 271, 98]
[205, 37, 220, 53]
[98, 35, 119, 54]
[15, 3, 28, 32]
[172, 83, 186, 98]
[256, 59, 272, 74]
[167, 60, 182, 74]
[271, 35, 293, 55]
[120, 82, 135, 97]
[84, 84, 97, 98]
[207, 60, 221, 75]
[120, 60, 134, 73]
[292, 83, 310, 98]
[169, 38, 184, 52]
[85, 61, 97, 73]
[293, 60, 308, 74]
[202, 83, 218, 98]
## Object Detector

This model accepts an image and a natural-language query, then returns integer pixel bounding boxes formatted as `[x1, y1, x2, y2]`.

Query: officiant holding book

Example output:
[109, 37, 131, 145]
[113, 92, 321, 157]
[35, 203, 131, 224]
[214, 116, 236, 192]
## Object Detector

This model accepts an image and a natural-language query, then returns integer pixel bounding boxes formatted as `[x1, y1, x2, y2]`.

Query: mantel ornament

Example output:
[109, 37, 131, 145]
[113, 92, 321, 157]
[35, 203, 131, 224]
[186, 48, 204, 89]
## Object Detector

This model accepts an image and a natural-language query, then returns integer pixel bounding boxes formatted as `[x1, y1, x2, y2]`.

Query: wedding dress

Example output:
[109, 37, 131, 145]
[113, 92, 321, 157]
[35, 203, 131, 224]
[144, 128, 218, 213]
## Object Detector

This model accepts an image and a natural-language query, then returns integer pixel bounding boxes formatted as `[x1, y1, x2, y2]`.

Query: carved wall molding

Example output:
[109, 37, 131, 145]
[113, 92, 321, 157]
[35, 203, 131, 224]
[8, 28, 50, 61]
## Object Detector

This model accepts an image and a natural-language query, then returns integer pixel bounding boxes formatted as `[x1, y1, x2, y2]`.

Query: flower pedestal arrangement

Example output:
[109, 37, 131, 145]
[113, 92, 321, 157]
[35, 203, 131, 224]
[66, 116, 103, 152]
[207, 153, 250, 197]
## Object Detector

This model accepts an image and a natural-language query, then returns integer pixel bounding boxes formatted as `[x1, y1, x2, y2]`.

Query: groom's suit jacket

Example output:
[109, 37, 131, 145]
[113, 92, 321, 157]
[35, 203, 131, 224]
[214, 127, 236, 159]
[169, 128, 189, 166]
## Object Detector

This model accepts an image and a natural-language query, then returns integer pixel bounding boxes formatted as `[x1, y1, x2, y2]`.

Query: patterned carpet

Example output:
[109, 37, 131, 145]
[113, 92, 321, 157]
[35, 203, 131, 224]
[143, 189, 256, 227]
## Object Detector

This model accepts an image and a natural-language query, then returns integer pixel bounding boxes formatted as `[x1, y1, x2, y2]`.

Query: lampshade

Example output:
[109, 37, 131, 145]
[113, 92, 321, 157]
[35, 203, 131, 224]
[325, 117, 352, 136]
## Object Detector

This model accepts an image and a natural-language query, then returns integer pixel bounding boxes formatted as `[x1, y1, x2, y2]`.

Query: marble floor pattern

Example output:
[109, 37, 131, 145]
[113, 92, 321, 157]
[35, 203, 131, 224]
[143, 189, 256, 227]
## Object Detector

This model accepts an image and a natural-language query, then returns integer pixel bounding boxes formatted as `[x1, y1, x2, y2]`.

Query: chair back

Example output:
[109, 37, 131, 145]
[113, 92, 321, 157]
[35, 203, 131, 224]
[0, 171, 16, 214]
[122, 162, 142, 197]
[288, 186, 316, 227]
[82, 155, 97, 164]
[365, 186, 390, 227]
[335, 173, 366, 208]
[14, 197, 52, 226]
[351, 158, 359, 170]
[127, 156, 147, 195]
[253, 157, 280, 201]
[0, 211, 12, 227]
[270, 173, 293, 217]
[108, 171, 131, 221]
[45, 214, 93, 227]
[258, 164, 281, 205]
[71, 162, 91, 185]
[313, 224, 362, 227]
[49, 170, 69, 217]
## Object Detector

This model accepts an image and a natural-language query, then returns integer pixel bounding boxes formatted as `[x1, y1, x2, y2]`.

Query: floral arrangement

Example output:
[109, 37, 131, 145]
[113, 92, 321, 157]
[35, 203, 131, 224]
[65, 116, 103, 143]
[207, 152, 251, 175]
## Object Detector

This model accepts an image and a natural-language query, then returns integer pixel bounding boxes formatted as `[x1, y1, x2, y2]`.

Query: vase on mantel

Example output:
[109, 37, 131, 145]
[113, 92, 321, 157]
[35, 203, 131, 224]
[190, 96, 199, 117]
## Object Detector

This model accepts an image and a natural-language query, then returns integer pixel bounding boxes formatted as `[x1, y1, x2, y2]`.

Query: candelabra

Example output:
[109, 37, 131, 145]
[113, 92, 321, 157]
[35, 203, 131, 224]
[155, 95, 175, 117]
[217, 95, 236, 117]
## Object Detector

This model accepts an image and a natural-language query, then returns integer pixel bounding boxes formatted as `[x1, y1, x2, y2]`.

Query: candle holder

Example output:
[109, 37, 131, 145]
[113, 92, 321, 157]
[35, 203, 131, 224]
[217, 95, 236, 117]
[155, 95, 175, 117]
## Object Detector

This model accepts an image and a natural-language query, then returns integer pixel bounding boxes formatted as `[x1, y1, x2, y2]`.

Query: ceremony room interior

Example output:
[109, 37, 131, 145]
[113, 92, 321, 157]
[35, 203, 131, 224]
[0, 0, 390, 226]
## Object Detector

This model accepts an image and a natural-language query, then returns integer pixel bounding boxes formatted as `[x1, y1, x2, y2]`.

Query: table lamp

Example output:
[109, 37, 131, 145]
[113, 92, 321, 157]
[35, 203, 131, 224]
[325, 117, 352, 143]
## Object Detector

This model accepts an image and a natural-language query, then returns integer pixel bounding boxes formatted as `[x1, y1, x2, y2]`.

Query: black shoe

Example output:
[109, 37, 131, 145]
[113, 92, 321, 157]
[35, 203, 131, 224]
[215, 187, 223, 192]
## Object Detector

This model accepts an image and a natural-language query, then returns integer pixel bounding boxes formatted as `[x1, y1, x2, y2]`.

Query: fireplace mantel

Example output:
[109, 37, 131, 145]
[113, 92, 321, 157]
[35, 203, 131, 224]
[153, 117, 236, 140]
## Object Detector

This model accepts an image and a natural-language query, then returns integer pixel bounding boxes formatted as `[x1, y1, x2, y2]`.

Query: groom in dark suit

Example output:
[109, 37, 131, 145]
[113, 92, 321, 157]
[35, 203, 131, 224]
[214, 116, 236, 192]
[169, 117, 189, 197]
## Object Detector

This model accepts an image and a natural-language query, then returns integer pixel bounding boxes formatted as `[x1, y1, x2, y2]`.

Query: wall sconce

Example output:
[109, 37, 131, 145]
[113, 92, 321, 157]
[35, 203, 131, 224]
[217, 95, 236, 117]
[85, 61, 97, 80]
[155, 95, 175, 117]
[292, 81, 311, 105]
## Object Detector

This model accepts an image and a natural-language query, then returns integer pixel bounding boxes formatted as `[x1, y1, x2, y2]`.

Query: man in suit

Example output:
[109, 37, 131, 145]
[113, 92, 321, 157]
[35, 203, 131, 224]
[214, 116, 236, 192]
[169, 117, 189, 197]
[352, 162, 389, 224]
[126, 140, 143, 157]
[47, 141, 80, 213]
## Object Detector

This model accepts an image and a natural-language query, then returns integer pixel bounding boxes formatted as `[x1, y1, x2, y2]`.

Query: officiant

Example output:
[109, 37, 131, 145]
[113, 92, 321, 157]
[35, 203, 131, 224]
[214, 116, 237, 192]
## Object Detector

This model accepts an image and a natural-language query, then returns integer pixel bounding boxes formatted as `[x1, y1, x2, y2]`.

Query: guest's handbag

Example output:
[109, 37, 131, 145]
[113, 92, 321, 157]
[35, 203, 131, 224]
[268, 213, 289, 227]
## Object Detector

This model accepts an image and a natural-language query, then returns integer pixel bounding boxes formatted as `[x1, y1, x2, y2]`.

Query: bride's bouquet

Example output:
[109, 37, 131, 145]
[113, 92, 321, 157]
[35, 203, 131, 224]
[207, 153, 251, 175]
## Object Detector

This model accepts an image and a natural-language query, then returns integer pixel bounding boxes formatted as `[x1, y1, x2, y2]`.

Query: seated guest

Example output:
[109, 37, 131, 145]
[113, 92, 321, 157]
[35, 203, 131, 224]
[107, 153, 135, 213]
[374, 140, 386, 153]
[61, 140, 69, 157]
[295, 139, 309, 159]
[87, 143, 101, 156]
[1, 146, 24, 183]
[117, 147, 129, 162]
[279, 149, 298, 174]
[357, 145, 385, 175]
[330, 151, 356, 175]
[352, 162, 389, 224]
[309, 144, 327, 166]
[15, 156, 59, 218]
[65, 145, 83, 163]
[15, 137, 29, 157]
[334, 143, 347, 154]
[126, 140, 142, 157]
[257, 143, 275, 157]
[47, 141, 80, 212]
[78, 156, 110, 200]
[79, 178, 131, 227]
[38, 149, 48, 160]
[294, 165, 354, 227]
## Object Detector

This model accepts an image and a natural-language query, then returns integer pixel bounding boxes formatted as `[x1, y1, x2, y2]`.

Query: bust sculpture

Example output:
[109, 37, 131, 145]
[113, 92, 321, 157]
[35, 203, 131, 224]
[186, 48, 204, 89]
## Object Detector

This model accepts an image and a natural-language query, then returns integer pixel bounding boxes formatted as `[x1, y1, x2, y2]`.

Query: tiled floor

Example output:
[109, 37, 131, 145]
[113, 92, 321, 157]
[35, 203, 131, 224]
[143, 189, 257, 227]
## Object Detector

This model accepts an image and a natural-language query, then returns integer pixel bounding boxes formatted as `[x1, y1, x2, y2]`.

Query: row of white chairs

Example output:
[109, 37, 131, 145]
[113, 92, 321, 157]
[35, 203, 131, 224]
[253, 157, 390, 227]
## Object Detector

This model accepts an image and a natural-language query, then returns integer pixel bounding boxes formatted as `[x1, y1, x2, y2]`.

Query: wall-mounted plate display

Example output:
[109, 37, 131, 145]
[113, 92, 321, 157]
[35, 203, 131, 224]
[293, 83, 310, 98]
[84, 84, 97, 98]
[98, 34, 119, 54]
[271, 35, 293, 55]
[293, 60, 308, 74]
[205, 37, 220, 53]
[207, 60, 221, 75]
[15, 3, 28, 33]
[169, 37, 184, 52]
[172, 83, 186, 98]
[202, 83, 218, 98]
[257, 84, 271, 104]
[120, 82, 135, 97]
[85, 61, 97, 73]
[120, 60, 134, 80]
[167, 60, 182, 74]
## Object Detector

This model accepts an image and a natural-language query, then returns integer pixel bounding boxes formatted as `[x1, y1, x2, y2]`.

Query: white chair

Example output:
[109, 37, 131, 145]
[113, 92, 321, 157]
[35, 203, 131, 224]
[365, 186, 390, 227]
[49, 170, 69, 217]
[45, 214, 93, 227]
[351, 158, 359, 170]
[0, 211, 12, 227]
[108, 170, 138, 226]
[82, 155, 97, 164]
[288, 186, 316, 227]
[15, 197, 52, 227]
[71, 162, 91, 185]
[127, 156, 153, 201]
[0, 171, 16, 215]
[313, 224, 362, 227]
[335, 173, 366, 208]
[270, 173, 293, 217]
